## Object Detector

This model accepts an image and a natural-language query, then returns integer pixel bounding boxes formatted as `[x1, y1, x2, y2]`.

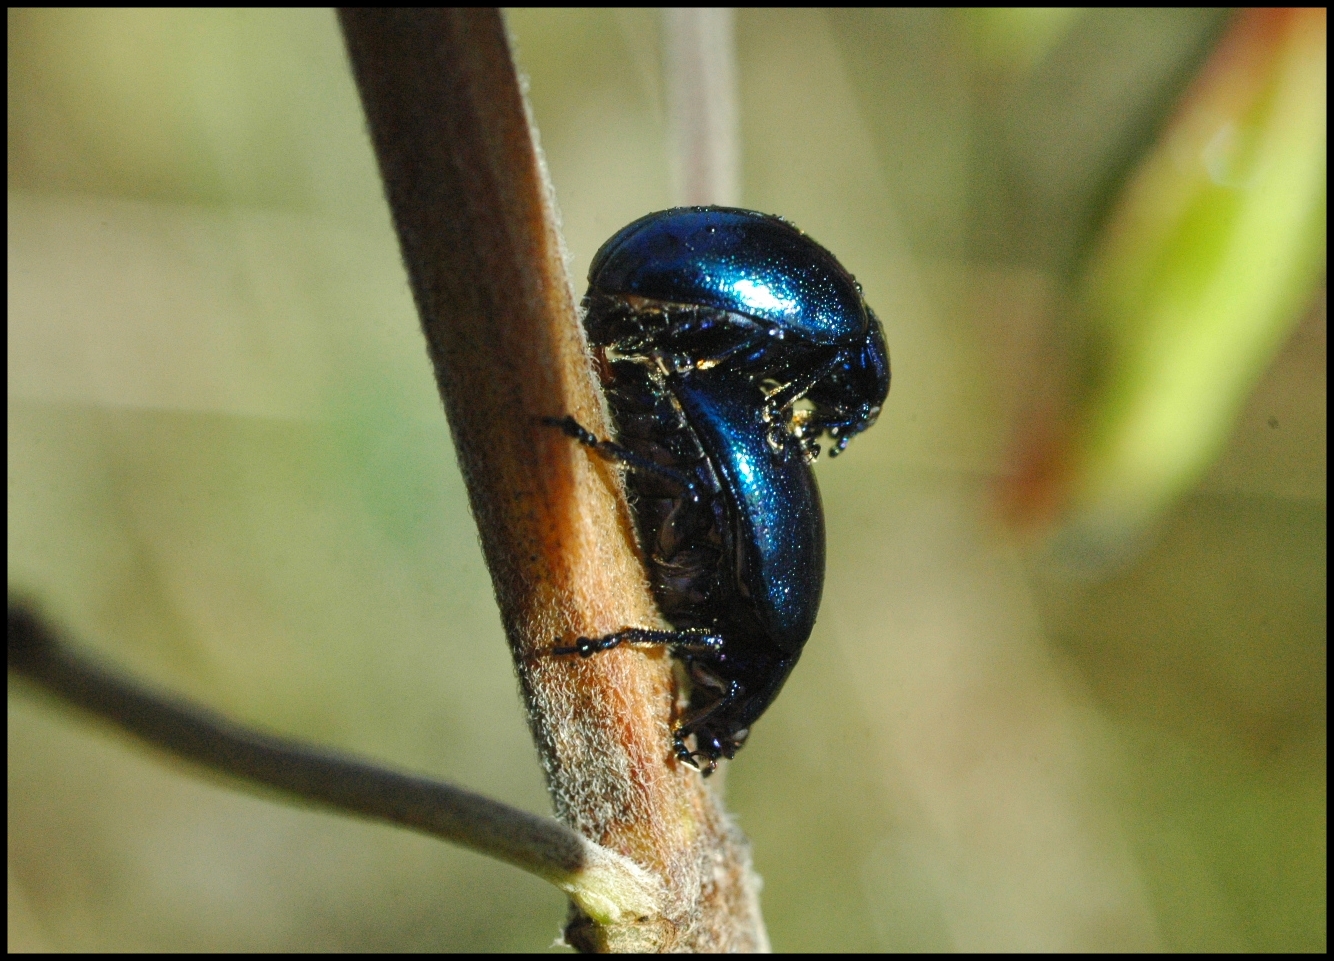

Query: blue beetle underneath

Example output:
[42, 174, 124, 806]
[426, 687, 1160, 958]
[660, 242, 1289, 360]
[548, 207, 886, 772]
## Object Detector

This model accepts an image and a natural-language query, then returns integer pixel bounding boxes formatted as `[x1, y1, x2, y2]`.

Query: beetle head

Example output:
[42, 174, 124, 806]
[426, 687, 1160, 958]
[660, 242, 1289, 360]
[801, 310, 890, 455]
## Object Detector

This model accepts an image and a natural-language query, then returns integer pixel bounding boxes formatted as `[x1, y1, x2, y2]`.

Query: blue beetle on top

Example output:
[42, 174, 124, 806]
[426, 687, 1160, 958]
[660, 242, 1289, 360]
[546, 207, 888, 773]
[583, 207, 890, 457]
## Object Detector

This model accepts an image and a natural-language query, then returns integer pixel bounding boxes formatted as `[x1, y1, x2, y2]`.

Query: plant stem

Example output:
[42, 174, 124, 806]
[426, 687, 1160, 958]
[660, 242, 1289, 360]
[338, 8, 766, 951]
[7, 599, 664, 925]
[664, 8, 741, 206]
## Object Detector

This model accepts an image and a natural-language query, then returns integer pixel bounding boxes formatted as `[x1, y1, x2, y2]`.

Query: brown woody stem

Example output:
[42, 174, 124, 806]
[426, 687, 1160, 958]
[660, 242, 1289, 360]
[337, 8, 766, 952]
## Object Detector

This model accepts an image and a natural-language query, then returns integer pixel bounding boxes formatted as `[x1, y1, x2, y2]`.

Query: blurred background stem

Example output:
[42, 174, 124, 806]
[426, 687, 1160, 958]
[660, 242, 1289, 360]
[7, 597, 665, 925]
[663, 8, 740, 207]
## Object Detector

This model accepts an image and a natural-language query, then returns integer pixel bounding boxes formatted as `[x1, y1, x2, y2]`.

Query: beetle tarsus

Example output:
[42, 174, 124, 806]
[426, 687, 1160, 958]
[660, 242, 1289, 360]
[542, 415, 701, 501]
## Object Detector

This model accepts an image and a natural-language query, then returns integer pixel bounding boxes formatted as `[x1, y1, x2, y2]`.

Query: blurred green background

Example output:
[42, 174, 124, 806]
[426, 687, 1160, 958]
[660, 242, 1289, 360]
[8, 8, 1325, 951]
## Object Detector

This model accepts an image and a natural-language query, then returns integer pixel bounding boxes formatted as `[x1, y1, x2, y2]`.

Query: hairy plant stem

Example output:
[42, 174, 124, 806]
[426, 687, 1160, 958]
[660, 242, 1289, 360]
[338, 8, 766, 951]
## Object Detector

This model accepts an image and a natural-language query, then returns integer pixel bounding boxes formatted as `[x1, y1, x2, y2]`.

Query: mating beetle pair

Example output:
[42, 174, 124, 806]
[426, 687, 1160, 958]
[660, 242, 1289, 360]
[548, 207, 889, 772]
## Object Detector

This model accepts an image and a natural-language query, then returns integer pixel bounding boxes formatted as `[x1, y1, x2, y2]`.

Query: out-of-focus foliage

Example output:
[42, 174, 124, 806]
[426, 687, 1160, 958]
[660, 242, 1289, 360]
[1005, 10, 1326, 568]
[8, 9, 1324, 952]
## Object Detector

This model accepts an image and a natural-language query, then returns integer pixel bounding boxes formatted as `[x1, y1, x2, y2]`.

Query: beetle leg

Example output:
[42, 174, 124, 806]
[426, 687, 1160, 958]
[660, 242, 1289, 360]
[551, 626, 731, 777]
[673, 733, 713, 773]
[757, 350, 848, 459]
[663, 315, 774, 370]
[552, 626, 723, 658]
[666, 629, 727, 657]
[678, 668, 743, 726]
[674, 726, 725, 774]
[762, 349, 844, 415]
[686, 658, 733, 692]
[542, 415, 701, 501]
[672, 672, 745, 776]
[813, 407, 876, 457]
[675, 739, 719, 776]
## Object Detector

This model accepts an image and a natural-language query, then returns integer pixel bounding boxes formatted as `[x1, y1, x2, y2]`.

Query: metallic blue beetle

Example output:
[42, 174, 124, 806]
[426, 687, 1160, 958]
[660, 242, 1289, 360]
[548, 207, 886, 772]
[548, 363, 823, 771]
[583, 206, 890, 457]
